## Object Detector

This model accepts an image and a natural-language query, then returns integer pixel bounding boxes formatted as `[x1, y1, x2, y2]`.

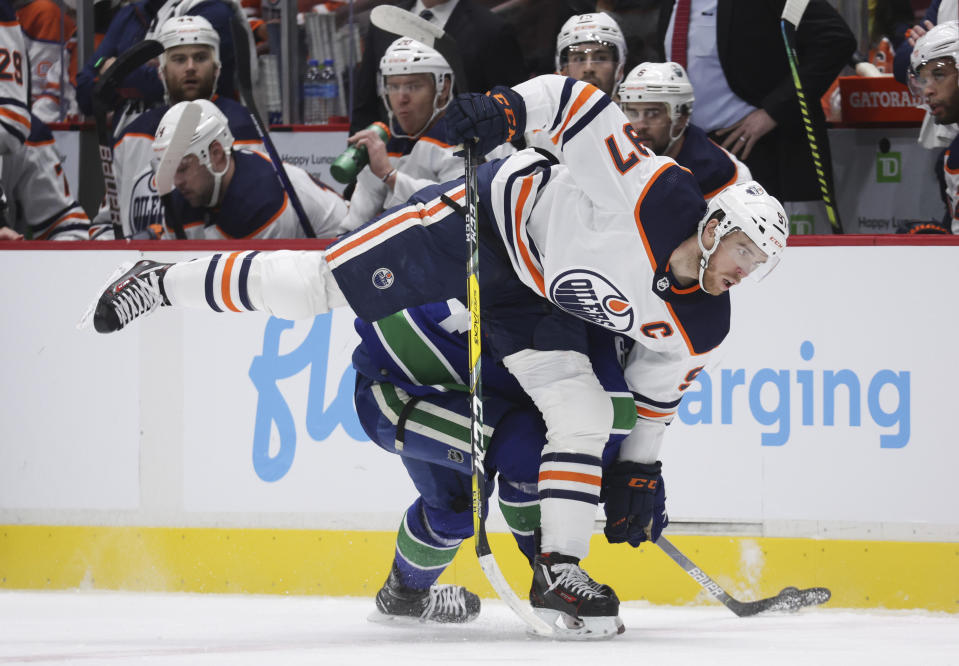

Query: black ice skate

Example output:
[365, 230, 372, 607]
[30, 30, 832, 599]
[370, 563, 480, 625]
[529, 552, 624, 639]
[78, 260, 171, 333]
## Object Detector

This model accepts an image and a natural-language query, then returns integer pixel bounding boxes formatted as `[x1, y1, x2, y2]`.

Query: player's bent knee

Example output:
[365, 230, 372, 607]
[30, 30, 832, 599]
[250, 250, 343, 319]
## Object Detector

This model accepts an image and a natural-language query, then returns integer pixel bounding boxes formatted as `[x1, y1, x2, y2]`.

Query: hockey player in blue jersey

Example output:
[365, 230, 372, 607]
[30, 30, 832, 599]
[619, 62, 752, 200]
[83, 73, 788, 638]
[89, 16, 264, 238]
[355, 300, 639, 626]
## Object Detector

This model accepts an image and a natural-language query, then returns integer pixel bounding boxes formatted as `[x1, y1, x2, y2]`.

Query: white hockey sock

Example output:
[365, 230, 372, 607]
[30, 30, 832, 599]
[164, 250, 345, 319]
[537, 449, 603, 560]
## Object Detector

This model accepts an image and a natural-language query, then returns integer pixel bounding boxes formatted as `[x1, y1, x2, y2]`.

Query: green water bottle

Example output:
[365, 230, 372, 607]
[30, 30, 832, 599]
[330, 121, 391, 184]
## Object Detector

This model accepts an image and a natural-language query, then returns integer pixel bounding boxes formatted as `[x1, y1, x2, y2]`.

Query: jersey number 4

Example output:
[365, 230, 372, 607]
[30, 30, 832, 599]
[0, 48, 24, 85]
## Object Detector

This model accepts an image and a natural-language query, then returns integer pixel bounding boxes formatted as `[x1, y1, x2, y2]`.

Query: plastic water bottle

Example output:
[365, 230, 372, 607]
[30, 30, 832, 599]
[302, 59, 324, 124]
[317, 58, 338, 124]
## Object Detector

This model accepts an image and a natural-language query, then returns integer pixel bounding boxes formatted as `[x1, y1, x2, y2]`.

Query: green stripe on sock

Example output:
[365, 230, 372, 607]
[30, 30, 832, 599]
[395, 515, 460, 570]
[498, 499, 540, 535]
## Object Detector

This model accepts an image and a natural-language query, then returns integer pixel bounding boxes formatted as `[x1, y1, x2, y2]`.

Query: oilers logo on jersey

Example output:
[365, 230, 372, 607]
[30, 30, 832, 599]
[549, 269, 634, 333]
[372, 268, 395, 289]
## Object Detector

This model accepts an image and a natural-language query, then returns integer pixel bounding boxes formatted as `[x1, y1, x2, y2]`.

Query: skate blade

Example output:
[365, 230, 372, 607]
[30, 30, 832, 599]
[529, 608, 624, 641]
[76, 261, 134, 330]
[366, 609, 479, 626]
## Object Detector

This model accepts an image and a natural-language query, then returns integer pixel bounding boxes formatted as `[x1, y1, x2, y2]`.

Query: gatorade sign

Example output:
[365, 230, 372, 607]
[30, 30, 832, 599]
[839, 76, 924, 123]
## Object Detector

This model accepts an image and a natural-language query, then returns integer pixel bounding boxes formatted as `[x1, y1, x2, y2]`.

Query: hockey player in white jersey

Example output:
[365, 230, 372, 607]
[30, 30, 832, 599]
[88, 15, 263, 239]
[909, 21, 959, 233]
[148, 99, 345, 239]
[0, 112, 89, 239]
[0, 0, 29, 154]
[82, 74, 787, 637]
[620, 62, 752, 200]
[341, 37, 463, 231]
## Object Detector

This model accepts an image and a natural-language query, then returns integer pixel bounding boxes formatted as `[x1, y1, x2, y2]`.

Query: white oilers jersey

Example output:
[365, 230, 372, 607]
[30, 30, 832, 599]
[162, 150, 347, 239]
[1, 115, 89, 239]
[0, 0, 30, 154]
[490, 75, 729, 449]
[342, 119, 462, 232]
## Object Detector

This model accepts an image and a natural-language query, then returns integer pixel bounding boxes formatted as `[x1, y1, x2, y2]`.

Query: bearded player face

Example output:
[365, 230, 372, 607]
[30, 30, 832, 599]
[163, 44, 218, 103]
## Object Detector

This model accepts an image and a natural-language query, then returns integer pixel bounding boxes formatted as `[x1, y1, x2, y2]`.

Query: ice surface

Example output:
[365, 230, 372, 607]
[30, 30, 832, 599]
[0, 590, 956, 665]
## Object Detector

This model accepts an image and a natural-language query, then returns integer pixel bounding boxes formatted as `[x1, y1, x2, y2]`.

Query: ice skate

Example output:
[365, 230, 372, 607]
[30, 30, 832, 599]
[369, 563, 480, 625]
[78, 260, 171, 333]
[529, 552, 624, 639]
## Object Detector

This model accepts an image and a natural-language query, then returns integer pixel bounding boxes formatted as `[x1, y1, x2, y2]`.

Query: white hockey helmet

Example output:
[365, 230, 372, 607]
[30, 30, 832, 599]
[697, 180, 788, 292]
[908, 20, 959, 102]
[619, 62, 694, 125]
[378, 37, 454, 139]
[158, 15, 221, 65]
[152, 99, 234, 206]
[555, 12, 628, 87]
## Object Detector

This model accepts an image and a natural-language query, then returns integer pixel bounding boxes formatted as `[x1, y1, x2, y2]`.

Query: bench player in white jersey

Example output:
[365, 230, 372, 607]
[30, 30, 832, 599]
[0, 112, 89, 239]
[620, 62, 752, 200]
[89, 15, 263, 239]
[0, 0, 30, 240]
[341, 37, 463, 231]
[909, 21, 959, 233]
[82, 74, 787, 637]
[148, 99, 345, 239]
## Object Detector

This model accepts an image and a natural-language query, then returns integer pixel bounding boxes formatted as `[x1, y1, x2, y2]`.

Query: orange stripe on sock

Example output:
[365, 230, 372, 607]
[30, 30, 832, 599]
[538, 470, 602, 486]
[220, 252, 242, 312]
[636, 405, 675, 419]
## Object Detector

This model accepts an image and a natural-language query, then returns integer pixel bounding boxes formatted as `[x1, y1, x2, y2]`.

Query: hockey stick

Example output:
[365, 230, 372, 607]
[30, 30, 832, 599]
[93, 39, 165, 239]
[656, 535, 831, 616]
[780, 0, 843, 233]
[371, 5, 550, 637]
[229, 12, 316, 238]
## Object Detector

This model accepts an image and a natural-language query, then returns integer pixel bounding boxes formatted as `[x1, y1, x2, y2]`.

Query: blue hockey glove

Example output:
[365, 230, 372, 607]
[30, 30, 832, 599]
[602, 460, 668, 547]
[445, 86, 526, 155]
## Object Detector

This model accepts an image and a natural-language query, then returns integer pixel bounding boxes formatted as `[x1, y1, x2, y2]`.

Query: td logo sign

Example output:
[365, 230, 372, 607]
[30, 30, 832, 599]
[876, 151, 901, 183]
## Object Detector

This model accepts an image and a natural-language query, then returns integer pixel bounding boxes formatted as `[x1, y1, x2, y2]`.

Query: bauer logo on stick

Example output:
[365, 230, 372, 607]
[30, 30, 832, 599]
[549, 269, 634, 332]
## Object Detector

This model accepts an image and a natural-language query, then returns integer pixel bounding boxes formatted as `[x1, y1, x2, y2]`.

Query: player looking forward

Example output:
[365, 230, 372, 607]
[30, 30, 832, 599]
[619, 61, 751, 200]
[81, 74, 787, 638]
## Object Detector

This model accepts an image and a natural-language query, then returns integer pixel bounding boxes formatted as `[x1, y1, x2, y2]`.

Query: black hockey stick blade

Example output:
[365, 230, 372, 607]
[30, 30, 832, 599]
[94, 40, 164, 103]
[369, 5, 470, 92]
[656, 535, 830, 617]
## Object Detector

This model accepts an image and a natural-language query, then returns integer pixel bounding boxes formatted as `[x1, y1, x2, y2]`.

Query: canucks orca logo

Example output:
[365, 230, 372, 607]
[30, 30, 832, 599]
[549, 269, 634, 332]
[372, 267, 394, 289]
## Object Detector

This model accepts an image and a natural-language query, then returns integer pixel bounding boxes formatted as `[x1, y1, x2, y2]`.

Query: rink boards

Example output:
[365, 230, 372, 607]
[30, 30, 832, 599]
[0, 239, 957, 611]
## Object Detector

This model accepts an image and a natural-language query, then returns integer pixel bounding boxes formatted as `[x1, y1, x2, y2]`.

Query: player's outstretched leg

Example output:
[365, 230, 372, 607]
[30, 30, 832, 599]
[372, 560, 480, 624]
[79, 260, 172, 333]
[530, 552, 624, 639]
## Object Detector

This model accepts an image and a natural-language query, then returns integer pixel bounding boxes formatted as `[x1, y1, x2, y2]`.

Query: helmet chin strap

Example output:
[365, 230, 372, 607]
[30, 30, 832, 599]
[696, 219, 721, 295]
[202, 150, 230, 207]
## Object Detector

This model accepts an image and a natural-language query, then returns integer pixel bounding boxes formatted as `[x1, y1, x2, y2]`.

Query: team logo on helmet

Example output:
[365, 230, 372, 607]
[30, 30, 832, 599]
[549, 269, 634, 332]
[745, 184, 765, 196]
[372, 267, 394, 289]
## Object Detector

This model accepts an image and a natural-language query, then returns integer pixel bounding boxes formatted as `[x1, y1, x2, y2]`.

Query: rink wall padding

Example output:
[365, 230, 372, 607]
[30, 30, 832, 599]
[2, 240, 959, 614]
[1, 526, 956, 612]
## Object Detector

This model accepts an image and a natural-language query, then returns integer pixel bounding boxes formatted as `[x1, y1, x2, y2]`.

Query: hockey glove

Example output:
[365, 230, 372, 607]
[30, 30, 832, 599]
[445, 86, 526, 155]
[602, 460, 668, 547]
